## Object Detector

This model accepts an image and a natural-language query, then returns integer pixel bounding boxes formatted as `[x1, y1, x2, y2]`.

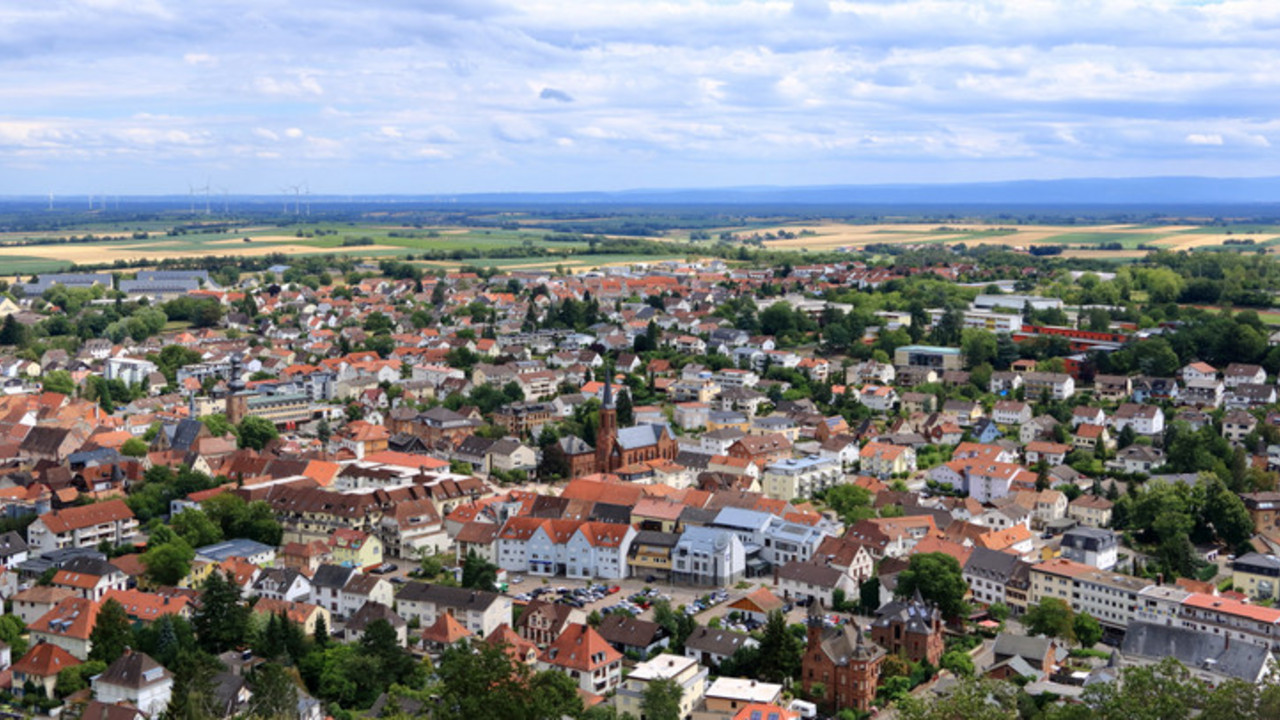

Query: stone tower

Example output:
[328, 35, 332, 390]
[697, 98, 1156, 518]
[225, 354, 249, 426]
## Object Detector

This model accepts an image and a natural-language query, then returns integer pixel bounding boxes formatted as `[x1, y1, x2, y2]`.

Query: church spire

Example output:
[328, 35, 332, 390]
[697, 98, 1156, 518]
[602, 362, 615, 409]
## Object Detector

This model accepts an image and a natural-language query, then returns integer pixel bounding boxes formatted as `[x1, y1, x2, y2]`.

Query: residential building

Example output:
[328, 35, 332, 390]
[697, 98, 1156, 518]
[684, 627, 759, 670]
[673, 526, 746, 586]
[1029, 558, 1150, 630]
[538, 623, 623, 696]
[1067, 495, 1114, 529]
[761, 456, 842, 502]
[615, 654, 708, 720]
[801, 602, 884, 714]
[394, 582, 512, 637]
[26, 499, 138, 556]
[92, 649, 174, 717]
[893, 345, 963, 371]
[859, 442, 915, 479]
[1232, 553, 1280, 600]
[1023, 372, 1075, 400]
[1060, 527, 1119, 570]
[870, 591, 945, 665]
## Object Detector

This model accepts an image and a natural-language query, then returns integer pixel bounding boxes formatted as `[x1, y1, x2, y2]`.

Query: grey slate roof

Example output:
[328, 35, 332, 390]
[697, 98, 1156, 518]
[311, 564, 356, 590]
[615, 423, 673, 450]
[395, 581, 505, 612]
[964, 547, 1021, 583]
[1121, 621, 1270, 682]
[684, 626, 756, 657]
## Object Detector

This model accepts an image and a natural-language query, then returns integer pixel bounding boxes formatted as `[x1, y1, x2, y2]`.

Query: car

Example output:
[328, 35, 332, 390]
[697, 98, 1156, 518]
[607, 585, 620, 595]
[390, 576, 407, 585]
[510, 575, 525, 584]
[371, 563, 398, 574]
[644, 575, 657, 583]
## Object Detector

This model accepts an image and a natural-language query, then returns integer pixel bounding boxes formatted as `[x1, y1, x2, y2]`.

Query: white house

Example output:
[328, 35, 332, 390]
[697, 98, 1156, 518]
[1111, 403, 1165, 436]
[565, 523, 636, 580]
[92, 650, 173, 717]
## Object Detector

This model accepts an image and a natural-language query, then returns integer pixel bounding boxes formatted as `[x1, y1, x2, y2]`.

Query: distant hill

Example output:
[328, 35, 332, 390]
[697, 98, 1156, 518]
[442, 177, 1280, 206]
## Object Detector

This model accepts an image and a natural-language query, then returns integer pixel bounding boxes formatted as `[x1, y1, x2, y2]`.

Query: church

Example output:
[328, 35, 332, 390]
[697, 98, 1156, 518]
[558, 373, 679, 478]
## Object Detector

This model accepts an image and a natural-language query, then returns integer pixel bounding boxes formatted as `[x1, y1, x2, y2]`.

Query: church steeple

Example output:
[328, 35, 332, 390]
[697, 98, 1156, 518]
[602, 365, 615, 409]
[595, 361, 618, 473]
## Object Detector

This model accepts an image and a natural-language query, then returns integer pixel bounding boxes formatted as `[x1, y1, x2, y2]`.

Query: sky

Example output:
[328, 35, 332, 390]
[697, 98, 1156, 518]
[1, 0, 1278, 195]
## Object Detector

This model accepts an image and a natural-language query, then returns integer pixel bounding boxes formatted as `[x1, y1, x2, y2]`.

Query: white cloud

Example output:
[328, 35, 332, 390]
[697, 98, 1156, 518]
[1, 0, 1279, 191]
[1186, 133, 1225, 145]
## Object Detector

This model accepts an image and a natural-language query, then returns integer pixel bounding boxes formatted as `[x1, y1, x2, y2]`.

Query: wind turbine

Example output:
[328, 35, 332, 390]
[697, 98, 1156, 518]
[303, 182, 311, 216]
[219, 187, 230, 215]
[47, 192, 53, 211]
[279, 186, 291, 214]
[187, 182, 197, 214]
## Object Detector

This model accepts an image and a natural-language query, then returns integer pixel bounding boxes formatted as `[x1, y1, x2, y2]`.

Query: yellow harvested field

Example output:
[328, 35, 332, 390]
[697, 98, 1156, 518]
[745, 221, 1206, 251]
[207, 235, 301, 245]
[1156, 233, 1279, 250]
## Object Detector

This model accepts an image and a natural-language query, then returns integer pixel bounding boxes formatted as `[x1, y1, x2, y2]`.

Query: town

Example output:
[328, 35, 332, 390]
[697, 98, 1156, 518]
[0, 235, 1275, 720]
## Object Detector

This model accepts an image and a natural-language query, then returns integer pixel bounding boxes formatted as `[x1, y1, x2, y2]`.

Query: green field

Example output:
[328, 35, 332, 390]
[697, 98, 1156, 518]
[1, 256, 75, 274]
[1045, 232, 1167, 248]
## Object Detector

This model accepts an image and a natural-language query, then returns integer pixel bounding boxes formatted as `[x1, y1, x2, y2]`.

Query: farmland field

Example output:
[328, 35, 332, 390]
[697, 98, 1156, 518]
[0, 216, 1273, 279]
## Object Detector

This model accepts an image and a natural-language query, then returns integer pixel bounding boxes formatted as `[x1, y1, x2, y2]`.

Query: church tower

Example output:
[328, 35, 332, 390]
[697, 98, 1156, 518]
[595, 365, 617, 473]
[225, 354, 250, 426]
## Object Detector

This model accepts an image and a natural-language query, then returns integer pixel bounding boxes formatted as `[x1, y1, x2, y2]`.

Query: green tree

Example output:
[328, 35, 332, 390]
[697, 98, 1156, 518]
[821, 484, 875, 524]
[895, 552, 968, 618]
[141, 536, 195, 587]
[897, 676, 1019, 720]
[0, 314, 28, 347]
[313, 613, 329, 648]
[193, 570, 249, 654]
[360, 618, 417, 687]
[641, 677, 683, 720]
[42, 370, 75, 396]
[615, 386, 634, 426]
[460, 549, 498, 591]
[201, 413, 237, 438]
[120, 437, 149, 457]
[237, 415, 279, 450]
[89, 599, 134, 664]
[56, 660, 106, 698]
[652, 600, 697, 653]
[164, 648, 222, 720]
[987, 602, 1010, 623]
[434, 639, 583, 720]
[171, 509, 224, 547]
[756, 610, 802, 684]
[0, 614, 27, 656]
[1060, 656, 1203, 720]
[1023, 597, 1075, 643]
[1073, 612, 1103, 648]
[940, 650, 975, 677]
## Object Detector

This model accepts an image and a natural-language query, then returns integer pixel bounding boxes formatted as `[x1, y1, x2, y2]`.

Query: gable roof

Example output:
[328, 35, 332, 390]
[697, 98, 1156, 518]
[13, 642, 80, 678]
[37, 498, 134, 535]
[95, 649, 172, 689]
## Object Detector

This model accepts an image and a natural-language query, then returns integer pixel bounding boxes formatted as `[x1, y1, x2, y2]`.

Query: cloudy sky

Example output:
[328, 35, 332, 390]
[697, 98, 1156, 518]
[1, 0, 1276, 195]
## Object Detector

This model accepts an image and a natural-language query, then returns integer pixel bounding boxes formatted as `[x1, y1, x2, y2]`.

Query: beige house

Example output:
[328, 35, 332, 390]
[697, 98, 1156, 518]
[1068, 495, 1114, 528]
[615, 654, 708, 719]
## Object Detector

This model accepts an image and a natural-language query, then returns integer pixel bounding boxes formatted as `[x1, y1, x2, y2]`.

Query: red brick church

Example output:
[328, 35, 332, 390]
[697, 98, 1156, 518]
[554, 371, 679, 478]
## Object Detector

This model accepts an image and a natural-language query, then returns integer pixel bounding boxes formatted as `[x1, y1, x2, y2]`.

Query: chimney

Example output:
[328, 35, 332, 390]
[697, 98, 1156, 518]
[1156, 573, 1163, 586]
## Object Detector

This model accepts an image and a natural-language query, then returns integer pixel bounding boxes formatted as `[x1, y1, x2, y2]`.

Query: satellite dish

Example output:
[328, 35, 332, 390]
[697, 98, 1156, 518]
[715, 535, 729, 550]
